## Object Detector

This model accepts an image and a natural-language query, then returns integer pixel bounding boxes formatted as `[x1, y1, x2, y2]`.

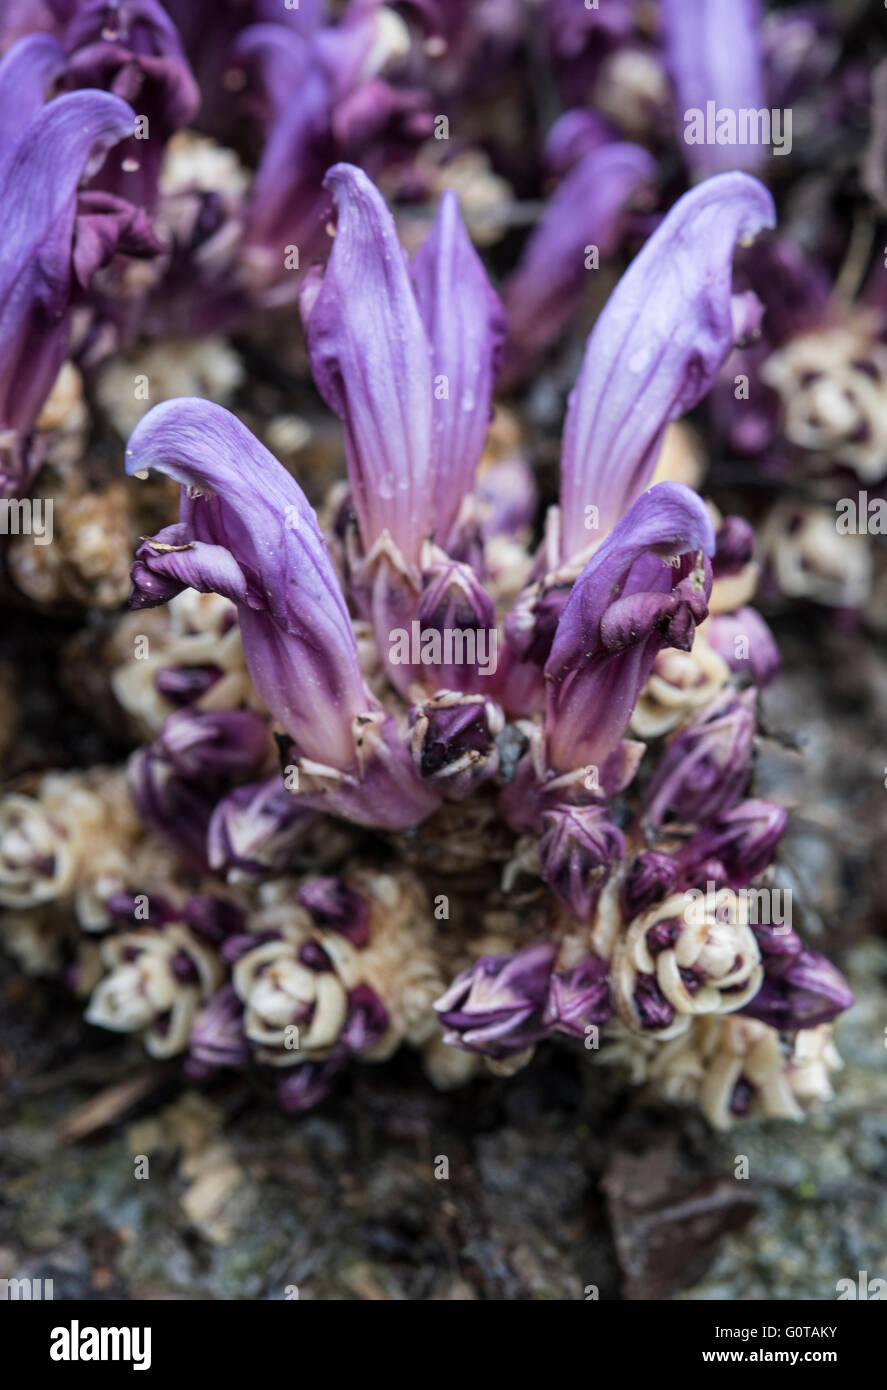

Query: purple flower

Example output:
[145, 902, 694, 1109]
[0, 34, 64, 162]
[413, 557, 499, 693]
[544, 483, 715, 780]
[501, 139, 656, 383]
[296, 877, 370, 948]
[207, 776, 323, 878]
[186, 985, 249, 1077]
[408, 693, 504, 800]
[303, 164, 503, 563]
[661, 0, 767, 178]
[557, 172, 775, 562]
[57, 0, 200, 213]
[705, 606, 782, 685]
[277, 1054, 347, 1113]
[434, 942, 556, 1060]
[341, 984, 389, 1054]
[0, 86, 154, 494]
[623, 850, 681, 917]
[647, 690, 758, 828]
[543, 956, 613, 1038]
[157, 708, 270, 779]
[239, 13, 429, 301]
[125, 399, 439, 829]
[538, 804, 625, 920]
[713, 515, 756, 577]
[678, 799, 788, 889]
[741, 949, 853, 1031]
[128, 744, 216, 870]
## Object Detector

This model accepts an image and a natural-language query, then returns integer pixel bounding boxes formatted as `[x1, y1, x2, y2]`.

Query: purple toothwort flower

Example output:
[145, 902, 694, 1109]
[297, 877, 370, 948]
[502, 138, 656, 383]
[679, 799, 788, 889]
[704, 606, 782, 684]
[238, 10, 429, 302]
[434, 942, 556, 1061]
[56, 0, 200, 213]
[741, 947, 854, 1031]
[303, 163, 504, 563]
[157, 708, 270, 779]
[538, 804, 625, 920]
[557, 172, 775, 562]
[661, 0, 767, 179]
[543, 956, 613, 1038]
[0, 83, 155, 494]
[647, 690, 758, 828]
[207, 776, 324, 878]
[623, 850, 680, 917]
[186, 985, 249, 1077]
[544, 483, 716, 781]
[409, 693, 504, 801]
[125, 399, 439, 830]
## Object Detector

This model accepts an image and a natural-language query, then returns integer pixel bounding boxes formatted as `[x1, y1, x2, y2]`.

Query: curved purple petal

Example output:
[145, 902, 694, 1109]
[545, 483, 716, 776]
[303, 162, 433, 563]
[0, 33, 65, 162]
[125, 399, 372, 769]
[502, 141, 656, 382]
[558, 171, 775, 561]
[411, 189, 505, 541]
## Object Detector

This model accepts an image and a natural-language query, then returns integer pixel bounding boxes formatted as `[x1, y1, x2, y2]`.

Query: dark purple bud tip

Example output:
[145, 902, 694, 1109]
[188, 986, 249, 1073]
[341, 985, 390, 1054]
[543, 956, 613, 1037]
[741, 950, 854, 1030]
[623, 850, 680, 916]
[539, 804, 625, 920]
[633, 974, 677, 1031]
[276, 1055, 348, 1113]
[409, 694, 504, 800]
[713, 515, 755, 578]
[296, 878, 371, 948]
[158, 708, 269, 779]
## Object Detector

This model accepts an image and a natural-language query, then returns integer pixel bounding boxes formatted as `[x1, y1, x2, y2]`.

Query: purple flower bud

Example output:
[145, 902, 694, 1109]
[128, 745, 214, 870]
[186, 985, 249, 1077]
[741, 950, 853, 1030]
[647, 690, 757, 827]
[545, 483, 715, 780]
[154, 664, 222, 705]
[408, 693, 505, 801]
[434, 942, 556, 1060]
[182, 895, 246, 945]
[704, 607, 781, 684]
[296, 877, 370, 948]
[543, 955, 613, 1037]
[538, 804, 625, 920]
[623, 850, 680, 916]
[157, 708, 270, 779]
[679, 799, 787, 888]
[341, 984, 389, 1053]
[713, 516, 755, 577]
[414, 557, 499, 694]
[126, 401, 439, 829]
[207, 776, 321, 877]
[276, 1054, 348, 1113]
[558, 172, 775, 561]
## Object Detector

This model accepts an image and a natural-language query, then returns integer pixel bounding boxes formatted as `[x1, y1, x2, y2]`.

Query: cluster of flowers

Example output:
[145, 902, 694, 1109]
[0, 0, 875, 1128]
